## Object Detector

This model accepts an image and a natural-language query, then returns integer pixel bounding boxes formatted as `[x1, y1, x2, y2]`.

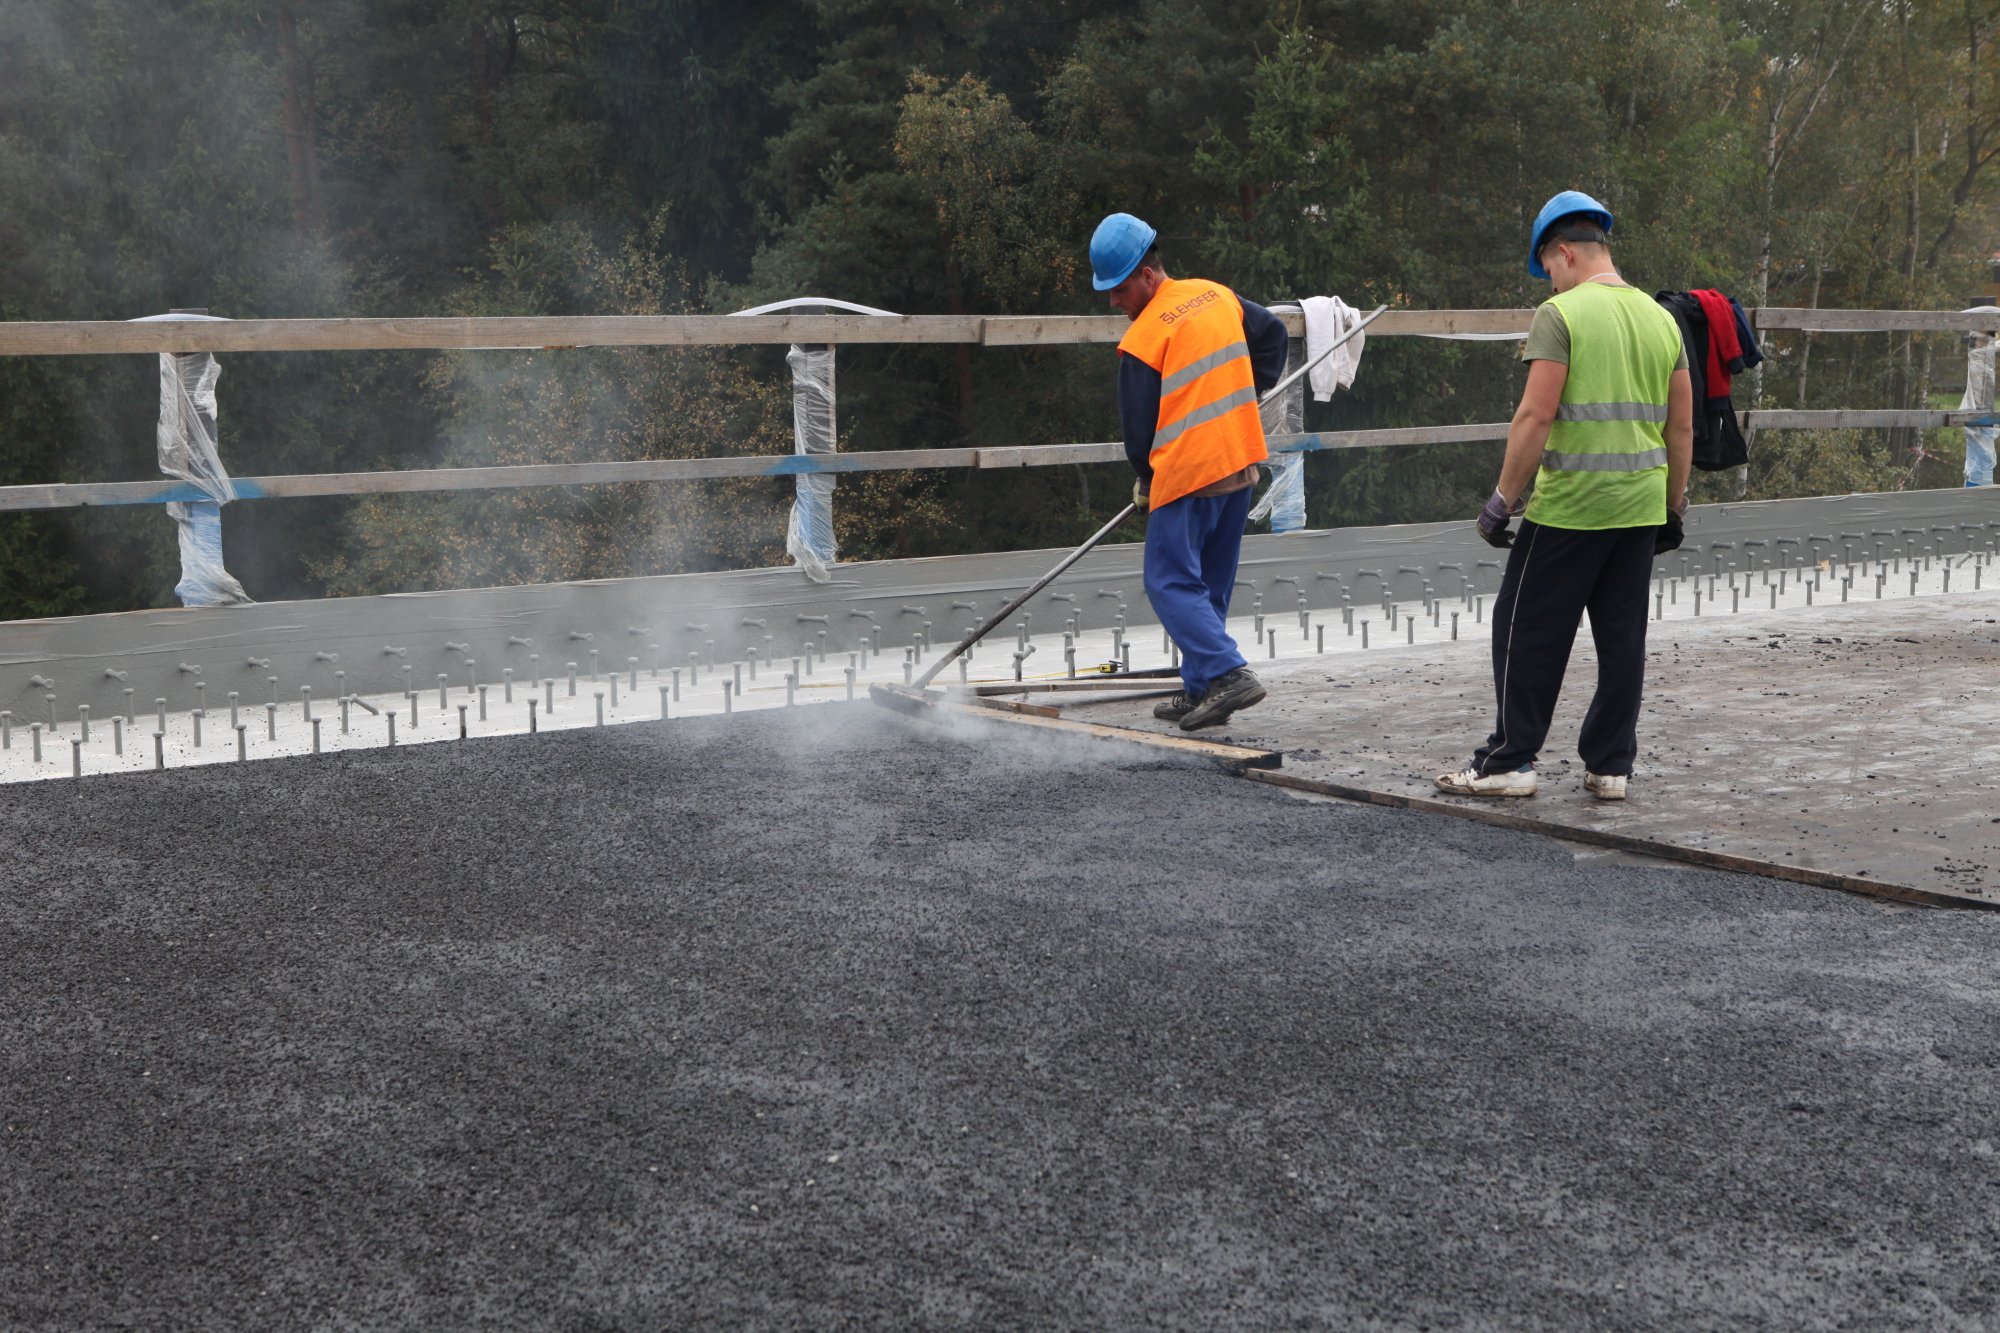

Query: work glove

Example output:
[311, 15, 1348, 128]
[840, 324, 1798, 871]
[1476, 489, 1521, 549]
[1655, 508, 1685, 555]
[1131, 478, 1150, 513]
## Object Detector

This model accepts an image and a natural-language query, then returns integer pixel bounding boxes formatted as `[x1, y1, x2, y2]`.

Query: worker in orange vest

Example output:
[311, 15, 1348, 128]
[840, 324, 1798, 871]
[1092, 213, 1289, 731]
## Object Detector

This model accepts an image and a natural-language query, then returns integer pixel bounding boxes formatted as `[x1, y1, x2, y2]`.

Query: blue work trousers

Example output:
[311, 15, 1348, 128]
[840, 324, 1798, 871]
[1144, 486, 1253, 696]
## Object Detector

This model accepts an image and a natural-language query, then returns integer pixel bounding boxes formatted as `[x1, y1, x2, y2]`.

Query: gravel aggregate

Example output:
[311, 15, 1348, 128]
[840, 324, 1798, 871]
[3, 705, 1998, 1330]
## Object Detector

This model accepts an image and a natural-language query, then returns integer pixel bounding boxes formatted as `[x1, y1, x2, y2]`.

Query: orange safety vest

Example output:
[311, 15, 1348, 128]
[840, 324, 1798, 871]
[1117, 278, 1269, 508]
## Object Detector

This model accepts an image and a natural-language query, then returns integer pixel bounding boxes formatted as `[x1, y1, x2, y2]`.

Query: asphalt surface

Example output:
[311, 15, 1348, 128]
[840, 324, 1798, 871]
[3, 704, 1998, 1330]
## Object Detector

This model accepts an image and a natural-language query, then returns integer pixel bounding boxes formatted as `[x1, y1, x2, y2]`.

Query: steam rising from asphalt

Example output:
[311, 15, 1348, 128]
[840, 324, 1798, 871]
[711, 692, 1193, 790]
[0, 3, 797, 609]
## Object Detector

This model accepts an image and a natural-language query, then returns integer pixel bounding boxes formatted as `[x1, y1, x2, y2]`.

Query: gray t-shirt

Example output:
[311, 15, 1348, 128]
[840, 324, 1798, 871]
[1521, 291, 1690, 370]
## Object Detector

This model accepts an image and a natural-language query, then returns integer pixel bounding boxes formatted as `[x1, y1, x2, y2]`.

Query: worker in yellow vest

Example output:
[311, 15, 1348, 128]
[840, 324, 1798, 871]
[1091, 213, 1290, 731]
[1436, 191, 1694, 800]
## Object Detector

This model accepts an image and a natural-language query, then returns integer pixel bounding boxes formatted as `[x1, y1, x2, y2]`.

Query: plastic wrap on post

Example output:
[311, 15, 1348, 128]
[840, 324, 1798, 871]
[159, 352, 251, 605]
[1961, 333, 1996, 486]
[1250, 316, 1307, 532]
[158, 350, 235, 505]
[785, 344, 837, 581]
[136, 309, 253, 607]
[165, 499, 245, 605]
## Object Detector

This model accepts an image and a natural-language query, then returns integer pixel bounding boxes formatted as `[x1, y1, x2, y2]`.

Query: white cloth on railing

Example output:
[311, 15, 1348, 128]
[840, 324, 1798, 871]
[1299, 296, 1366, 403]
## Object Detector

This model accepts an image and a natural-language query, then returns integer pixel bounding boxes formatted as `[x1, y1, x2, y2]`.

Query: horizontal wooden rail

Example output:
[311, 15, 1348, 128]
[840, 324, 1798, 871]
[2, 410, 1988, 513]
[0, 448, 984, 510]
[1751, 308, 2000, 332]
[0, 314, 986, 356]
[0, 310, 1508, 354]
[1, 307, 1996, 356]
[978, 308, 1540, 343]
[1742, 408, 1995, 429]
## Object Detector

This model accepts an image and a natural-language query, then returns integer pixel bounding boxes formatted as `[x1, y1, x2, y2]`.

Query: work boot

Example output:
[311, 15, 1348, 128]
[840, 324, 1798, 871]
[1178, 668, 1265, 731]
[1153, 690, 1201, 722]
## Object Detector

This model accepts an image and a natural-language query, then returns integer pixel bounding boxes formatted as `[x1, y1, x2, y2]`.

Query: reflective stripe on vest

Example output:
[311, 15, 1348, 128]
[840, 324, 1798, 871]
[1116, 279, 1269, 508]
[1524, 282, 1682, 530]
[1160, 341, 1248, 395]
[1554, 402, 1668, 424]
[1154, 383, 1257, 449]
[1540, 447, 1669, 472]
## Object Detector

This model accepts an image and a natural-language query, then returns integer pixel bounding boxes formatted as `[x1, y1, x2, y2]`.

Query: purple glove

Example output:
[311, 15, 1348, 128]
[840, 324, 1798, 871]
[1476, 489, 1520, 549]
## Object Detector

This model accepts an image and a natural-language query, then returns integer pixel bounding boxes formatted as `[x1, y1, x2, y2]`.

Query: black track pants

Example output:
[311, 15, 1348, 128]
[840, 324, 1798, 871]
[1471, 519, 1658, 777]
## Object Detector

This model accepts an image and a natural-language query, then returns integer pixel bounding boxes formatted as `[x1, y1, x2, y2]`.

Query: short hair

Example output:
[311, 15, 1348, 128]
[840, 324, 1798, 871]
[1138, 246, 1164, 273]
[1542, 214, 1610, 250]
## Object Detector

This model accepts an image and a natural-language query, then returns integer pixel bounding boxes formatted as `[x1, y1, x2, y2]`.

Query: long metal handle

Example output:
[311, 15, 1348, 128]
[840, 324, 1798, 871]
[913, 502, 1138, 690]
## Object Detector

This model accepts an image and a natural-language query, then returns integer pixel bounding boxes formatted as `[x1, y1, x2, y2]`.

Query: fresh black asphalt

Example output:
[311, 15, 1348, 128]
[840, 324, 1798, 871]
[3, 705, 1998, 1330]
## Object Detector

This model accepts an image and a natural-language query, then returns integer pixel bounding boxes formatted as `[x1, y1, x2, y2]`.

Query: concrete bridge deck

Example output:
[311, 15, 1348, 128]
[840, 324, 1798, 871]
[1059, 587, 2000, 908]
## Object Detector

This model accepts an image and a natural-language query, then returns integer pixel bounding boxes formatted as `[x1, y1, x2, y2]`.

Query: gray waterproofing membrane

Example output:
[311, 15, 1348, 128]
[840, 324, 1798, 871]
[0, 488, 1992, 721]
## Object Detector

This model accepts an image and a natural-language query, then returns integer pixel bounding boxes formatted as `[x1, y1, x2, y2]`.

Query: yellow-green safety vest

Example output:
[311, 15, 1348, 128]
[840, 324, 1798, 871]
[1524, 282, 1682, 531]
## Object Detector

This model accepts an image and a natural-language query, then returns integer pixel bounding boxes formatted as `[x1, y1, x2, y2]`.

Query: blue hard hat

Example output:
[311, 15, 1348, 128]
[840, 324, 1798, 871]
[1528, 190, 1614, 280]
[1090, 213, 1159, 291]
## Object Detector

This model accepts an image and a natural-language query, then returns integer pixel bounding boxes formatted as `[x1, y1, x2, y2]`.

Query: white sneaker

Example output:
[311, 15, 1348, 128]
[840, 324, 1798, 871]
[1584, 772, 1628, 801]
[1434, 766, 1537, 798]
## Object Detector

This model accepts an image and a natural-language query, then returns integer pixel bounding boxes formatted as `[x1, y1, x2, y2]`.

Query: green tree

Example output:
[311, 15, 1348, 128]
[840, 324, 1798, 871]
[1191, 27, 1367, 299]
[4, 0, 2000, 609]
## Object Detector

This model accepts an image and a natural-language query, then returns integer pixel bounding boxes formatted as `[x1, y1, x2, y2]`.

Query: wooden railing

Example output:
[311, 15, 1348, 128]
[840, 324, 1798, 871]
[2, 307, 1996, 356]
[0, 307, 1990, 513]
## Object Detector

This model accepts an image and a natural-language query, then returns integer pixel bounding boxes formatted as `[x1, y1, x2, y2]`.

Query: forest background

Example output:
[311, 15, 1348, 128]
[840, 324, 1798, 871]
[1, 0, 1996, 616]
